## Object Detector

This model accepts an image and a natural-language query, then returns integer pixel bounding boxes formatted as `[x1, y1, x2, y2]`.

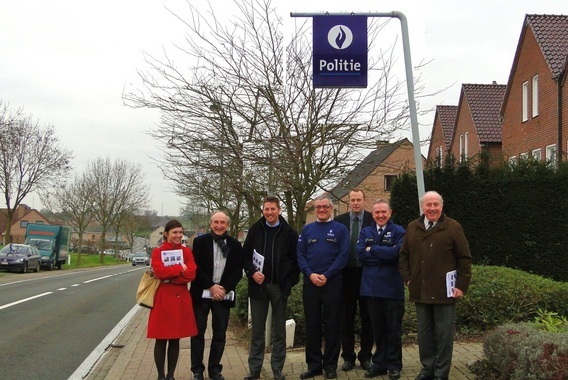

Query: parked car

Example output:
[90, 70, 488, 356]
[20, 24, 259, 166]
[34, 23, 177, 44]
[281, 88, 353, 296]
[0, 243, 41, 273]
[78, 245, 97, 254]
[131, 252, 150, 266]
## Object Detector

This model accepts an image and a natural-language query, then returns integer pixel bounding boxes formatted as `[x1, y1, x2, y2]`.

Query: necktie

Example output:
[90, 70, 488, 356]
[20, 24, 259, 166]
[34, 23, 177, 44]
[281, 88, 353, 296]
[348, 216, 360, 267]
[351, 216, 360, 245]
[378, 227, 383, 234]
[427, 221, 434, 230]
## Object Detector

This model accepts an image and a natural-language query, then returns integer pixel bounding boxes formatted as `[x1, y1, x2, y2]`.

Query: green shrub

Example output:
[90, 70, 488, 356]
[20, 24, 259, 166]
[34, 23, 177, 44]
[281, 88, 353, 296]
[472, 322, 568, 379]
[457, 266, 568, 332]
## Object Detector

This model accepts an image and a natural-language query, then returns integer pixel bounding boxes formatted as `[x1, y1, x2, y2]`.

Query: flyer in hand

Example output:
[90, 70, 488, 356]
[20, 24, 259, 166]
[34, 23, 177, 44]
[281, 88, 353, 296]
[161, 249, 184, 267]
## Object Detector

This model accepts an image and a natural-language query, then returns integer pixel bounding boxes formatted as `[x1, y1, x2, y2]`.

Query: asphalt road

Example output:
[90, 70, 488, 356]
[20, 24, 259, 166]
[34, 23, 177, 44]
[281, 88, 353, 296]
[0, 264, 146, 380]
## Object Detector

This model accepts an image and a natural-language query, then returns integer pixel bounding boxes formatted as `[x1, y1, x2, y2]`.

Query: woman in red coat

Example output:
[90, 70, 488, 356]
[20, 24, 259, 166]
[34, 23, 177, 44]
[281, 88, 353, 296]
[148, 220, 198, 380]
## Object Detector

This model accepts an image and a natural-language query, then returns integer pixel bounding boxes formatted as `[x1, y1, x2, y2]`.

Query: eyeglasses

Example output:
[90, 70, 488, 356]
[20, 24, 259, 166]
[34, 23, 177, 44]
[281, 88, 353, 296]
[314, 205, 331, 210]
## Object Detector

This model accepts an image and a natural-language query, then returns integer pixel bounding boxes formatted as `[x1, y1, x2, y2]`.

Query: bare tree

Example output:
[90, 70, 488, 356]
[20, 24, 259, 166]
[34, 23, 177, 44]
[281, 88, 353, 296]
[43, 172, 94, 266]
[124, 0, 427, 230]
[0, 101, 72, 243]
[85, 157, 150, 263]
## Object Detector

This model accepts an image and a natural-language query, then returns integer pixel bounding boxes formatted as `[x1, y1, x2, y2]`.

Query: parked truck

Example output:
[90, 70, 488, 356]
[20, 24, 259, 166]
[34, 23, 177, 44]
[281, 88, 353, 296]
[24, 224, 70, 270]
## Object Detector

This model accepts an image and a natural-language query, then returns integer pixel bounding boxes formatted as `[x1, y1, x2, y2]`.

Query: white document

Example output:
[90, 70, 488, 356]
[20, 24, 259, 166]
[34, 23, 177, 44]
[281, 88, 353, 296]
[161, 249, 184, 267]
[201, 289, 235, 301]
[252, 249, 264, 272]
[446, 270, 457, 297]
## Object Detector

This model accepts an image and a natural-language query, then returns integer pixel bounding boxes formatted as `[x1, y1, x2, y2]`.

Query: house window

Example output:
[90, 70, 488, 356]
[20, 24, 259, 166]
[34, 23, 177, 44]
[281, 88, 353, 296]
[35, 220, 44, 224]
[546, 144, 557, 164]
[522, 81, 529, 122]
[384, 175, 398, 191]
[19, 220, 29, 228]
[532, 149, 542, 161]
[459, 134, 464, 162]
[532, 75, 539, 117]
[464, 132, 469, 159]
[520, 152, 529, 161]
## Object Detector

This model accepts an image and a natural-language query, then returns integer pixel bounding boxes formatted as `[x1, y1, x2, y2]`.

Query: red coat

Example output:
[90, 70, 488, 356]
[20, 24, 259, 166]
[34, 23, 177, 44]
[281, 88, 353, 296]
[147, 242, 198, 339]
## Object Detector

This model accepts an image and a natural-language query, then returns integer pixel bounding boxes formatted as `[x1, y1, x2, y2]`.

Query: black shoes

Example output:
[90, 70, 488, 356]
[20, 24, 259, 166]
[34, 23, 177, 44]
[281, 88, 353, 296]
[341, 361, 355, 371]
[192, 373, 204, 380]
[274, 370, 286, 380]
[415, 375, 434, 380]
[361, 360, 373, 371]
[324, 369, 337, 379]
[210, 373, 225, 380]
[388, 369, 401, 380]
[299, 369, 322, 379]
[243, 372, 260, 380]
[365, 368, 388, 378]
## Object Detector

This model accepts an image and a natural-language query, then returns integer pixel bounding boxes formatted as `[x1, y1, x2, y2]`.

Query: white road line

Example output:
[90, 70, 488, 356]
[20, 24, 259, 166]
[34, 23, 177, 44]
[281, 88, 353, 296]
[0, 292, 53, 310]
[83, 274, 114, 283]
[57, 288, 67, 291]
[68, 305, 139, 380]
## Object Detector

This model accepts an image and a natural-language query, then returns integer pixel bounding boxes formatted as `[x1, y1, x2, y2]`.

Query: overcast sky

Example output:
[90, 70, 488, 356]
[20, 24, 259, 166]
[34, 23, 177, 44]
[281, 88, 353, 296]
[1, 0, 565, 216]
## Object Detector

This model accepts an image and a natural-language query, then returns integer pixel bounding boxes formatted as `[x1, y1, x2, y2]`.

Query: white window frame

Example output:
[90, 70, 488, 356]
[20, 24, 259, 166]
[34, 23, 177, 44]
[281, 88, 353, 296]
[520, 152, 529, 161]
[532, 75, 539, 117]
[509, 156, 517, 165]
[464, 132, 469, 159]
[522, 81, 529, 122]
[546, 144, 557, 163]
[459, 134, 464, 162]
[532, 149, 542, 161]
[439, 145, 443, 165]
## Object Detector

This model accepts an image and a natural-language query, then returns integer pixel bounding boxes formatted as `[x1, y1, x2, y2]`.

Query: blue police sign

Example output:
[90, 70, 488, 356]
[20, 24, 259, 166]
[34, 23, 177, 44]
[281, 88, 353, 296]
[313, 15, 368, 88]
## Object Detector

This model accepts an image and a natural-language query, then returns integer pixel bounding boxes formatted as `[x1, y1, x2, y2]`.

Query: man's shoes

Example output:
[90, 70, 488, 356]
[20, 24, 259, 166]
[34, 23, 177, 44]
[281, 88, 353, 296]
[274, 370, 286, 380]
[209, 374, 225, 380]
[244, 372, 260, 380]
[324, 369, 337, 379]
[388, 369, 401, 380]
[299, 369, 322, 379]
[433, 378, 448, 380]
[361, 360, 373, 371]
[341, 361, 355, 371]
[415, 375, 434, 380]
[365, 368, 388, 378]
[192, 373, 204, 380]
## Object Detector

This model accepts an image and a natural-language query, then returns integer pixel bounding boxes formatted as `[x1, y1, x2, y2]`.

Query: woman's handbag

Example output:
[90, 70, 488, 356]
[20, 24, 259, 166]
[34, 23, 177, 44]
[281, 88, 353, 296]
[136, 270, 160, 309]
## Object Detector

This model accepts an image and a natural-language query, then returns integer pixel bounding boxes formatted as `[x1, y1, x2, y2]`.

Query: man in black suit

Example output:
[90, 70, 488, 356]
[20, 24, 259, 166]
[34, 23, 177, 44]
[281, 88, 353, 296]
[190, 211, 244, 380]
[334, 188, 374, 372]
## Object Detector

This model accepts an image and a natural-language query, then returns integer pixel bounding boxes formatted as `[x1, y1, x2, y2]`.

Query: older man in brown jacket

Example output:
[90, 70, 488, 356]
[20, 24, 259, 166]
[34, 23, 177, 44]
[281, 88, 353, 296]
[399, 191, 472, 380]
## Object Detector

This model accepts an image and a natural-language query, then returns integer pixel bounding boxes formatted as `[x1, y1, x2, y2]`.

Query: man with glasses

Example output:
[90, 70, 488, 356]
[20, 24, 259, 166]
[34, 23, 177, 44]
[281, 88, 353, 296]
[297, 196, 349, 379]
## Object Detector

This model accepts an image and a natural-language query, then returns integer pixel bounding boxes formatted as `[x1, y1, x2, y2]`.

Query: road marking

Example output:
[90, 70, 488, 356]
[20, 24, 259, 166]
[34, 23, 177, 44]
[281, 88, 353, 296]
[83, 274, 114, 283]
[72, 284, 80, 287]
[0, 292, 52, 310]
[57, 288, 67, 291]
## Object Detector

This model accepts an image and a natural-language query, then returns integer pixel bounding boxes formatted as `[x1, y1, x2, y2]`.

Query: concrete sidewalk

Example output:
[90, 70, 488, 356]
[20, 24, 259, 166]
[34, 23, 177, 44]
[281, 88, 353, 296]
[86, 307, 483, 380]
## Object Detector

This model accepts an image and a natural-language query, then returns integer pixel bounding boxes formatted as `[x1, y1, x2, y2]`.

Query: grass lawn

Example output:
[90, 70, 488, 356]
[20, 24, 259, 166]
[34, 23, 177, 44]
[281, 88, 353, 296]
[65, 253, 128, 268]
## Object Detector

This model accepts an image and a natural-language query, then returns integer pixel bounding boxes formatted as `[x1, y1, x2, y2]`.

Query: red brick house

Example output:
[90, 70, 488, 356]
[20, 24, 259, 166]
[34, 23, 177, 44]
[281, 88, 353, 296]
[305, 138, 424, 223]
[448, 83, 506, 164]
[427, 105, 457, 165]
[0, 204, 51, 244]
[501, 14, 568, 163]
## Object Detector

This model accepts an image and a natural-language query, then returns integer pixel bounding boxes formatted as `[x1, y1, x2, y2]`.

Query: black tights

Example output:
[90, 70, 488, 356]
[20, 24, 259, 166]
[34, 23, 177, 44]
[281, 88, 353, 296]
[154, 339, 180, 379]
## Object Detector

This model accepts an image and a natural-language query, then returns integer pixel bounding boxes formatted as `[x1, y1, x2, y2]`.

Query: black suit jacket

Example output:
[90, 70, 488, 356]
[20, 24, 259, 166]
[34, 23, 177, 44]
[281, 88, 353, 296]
[190, 233, 244, 308]
[335, 210, 373, 231]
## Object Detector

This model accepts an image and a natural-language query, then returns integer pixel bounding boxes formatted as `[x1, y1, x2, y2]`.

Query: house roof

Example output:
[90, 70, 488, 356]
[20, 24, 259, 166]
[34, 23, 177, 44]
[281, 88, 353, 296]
[436, 105, 458, 147]
[502, 14, 568, 115]
[462, 83, 506, 143]
[527, 14, 568, 78]
[329, 138, 410, 200]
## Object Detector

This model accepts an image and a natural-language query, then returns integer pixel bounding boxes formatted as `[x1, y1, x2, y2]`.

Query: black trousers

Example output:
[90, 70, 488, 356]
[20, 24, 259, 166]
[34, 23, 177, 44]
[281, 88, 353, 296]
[302, 276, 343, 372]
[341, 267, 373, 363]
[190, 299, 231, 375]
[366, 297, 404, 371]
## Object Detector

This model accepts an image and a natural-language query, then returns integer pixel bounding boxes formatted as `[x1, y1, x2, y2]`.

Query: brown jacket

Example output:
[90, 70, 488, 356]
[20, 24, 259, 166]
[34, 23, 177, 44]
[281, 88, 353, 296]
[399, 213, 472, 304]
